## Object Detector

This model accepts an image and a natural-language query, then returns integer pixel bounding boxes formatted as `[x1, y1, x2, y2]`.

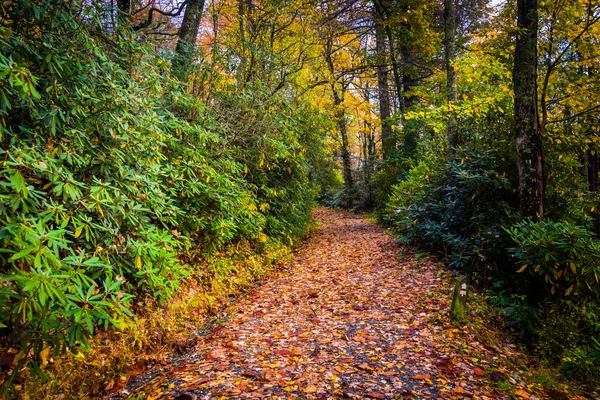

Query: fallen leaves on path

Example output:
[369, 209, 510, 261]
[117, 209, 570, 399]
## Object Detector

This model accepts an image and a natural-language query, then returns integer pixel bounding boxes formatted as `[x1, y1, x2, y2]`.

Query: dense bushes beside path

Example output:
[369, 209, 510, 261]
[0, 1, 329, 392]
[384, 141, 600, 385]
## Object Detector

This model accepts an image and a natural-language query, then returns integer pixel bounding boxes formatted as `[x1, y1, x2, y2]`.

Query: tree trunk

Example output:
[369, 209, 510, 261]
[444, 0, 458, 160]
[324, 39, 354, 209]
[116, 0, 130, 25]
[375, 8, 393, 160]
[588, 150, 598, 192]
[173, 0, 206, 80]
[335, 87, 354, 209]
[513, 0, 544, 220]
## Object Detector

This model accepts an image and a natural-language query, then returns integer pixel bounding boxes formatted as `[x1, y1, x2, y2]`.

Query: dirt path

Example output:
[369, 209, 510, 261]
[123, 209, 536, 399]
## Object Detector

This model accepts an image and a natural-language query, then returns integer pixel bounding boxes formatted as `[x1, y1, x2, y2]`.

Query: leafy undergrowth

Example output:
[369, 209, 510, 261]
[9, 241, 292, 399]
[119, 208, 594, 400]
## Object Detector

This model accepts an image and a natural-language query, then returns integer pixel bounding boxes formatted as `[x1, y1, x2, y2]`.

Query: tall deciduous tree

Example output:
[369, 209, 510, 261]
[374, 6, 393, 160]
[513, 0, 544, 220]
[173, 0, 206, 79]
[444, 0, 458, 159]
[323, 35, 355, 208]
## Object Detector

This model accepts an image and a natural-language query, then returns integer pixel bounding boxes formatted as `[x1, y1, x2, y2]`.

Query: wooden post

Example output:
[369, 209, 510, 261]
[450, 275, 468, 322]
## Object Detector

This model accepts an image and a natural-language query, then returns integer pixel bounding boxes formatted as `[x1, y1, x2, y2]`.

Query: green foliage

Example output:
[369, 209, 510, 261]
[0, 1, 329, 392]
[384, 160, 437, 231]
[536, 299, 599, 359]
[544, 147, 598, 228]
[561, 336, 600, 385]
[386, 145, 515, 282]
[507, 221, 600, 296]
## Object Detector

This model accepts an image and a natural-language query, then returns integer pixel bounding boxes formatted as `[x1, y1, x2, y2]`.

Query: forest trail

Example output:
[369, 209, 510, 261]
[122, 209, 539, 399]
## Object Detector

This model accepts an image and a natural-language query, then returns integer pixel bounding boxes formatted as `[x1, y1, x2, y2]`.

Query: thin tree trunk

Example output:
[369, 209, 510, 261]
[513, 0, 544, 220]
[324, 40, 354, 209]
[444, 0, 458, 160]
[173, 0, 206, 80]
[375, 8, 393, 160]
[373, 0, 404, 112]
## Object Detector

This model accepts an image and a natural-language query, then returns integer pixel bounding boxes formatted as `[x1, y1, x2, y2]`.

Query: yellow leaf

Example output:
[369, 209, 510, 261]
[74, 229, 83, 239]
[565, 284, 575, 296]
[516, 264, 528, 273]
[40, 347, 50, 367]
[136, 254, 142, 270]
[570, 262, 577, 274]
[206, 176, 210, 183]
[534, 264, 541, 272]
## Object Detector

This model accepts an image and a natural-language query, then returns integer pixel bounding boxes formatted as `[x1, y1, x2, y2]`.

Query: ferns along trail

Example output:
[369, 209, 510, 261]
[1, 0, 600, 399]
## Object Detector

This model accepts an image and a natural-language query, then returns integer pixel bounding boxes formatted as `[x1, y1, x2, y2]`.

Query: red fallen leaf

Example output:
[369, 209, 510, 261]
[292, 329, 304, 336]
[0, 354, 15, 367]
[273, 349, 294, 356]
[261, 338, 273, 345]
[473, 367, 485, 377]
[435, 358, 453, 370]
[410, 374, 431, 380]
[353, 305, 368, 311]
[439, 303, 448, 309]
[366, 391, 386, 399]
[316, 396, 327, 400]
[173, 365, 188, 372]
[404, 328, 417, 335]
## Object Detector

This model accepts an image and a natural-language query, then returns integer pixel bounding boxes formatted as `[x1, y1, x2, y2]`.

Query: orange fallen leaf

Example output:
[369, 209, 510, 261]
[515, 389, 531, 398]
[473, 367, 485, 377]
[304, 384, 318, 394]
[410, 374, 431, 380]
[366, 391, 386, 399]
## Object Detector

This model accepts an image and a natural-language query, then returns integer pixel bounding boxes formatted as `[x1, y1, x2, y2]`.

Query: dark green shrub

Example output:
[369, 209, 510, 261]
[386, 145, 516, 282]
[507, 220, 600, 296]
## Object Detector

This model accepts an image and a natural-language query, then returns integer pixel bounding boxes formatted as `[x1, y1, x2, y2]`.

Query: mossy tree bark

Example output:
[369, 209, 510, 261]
[513, 0, 544, 220]
[374, 7, 393, 160]
[173, 0, 206, 80]
[444, 0, 458, 160]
